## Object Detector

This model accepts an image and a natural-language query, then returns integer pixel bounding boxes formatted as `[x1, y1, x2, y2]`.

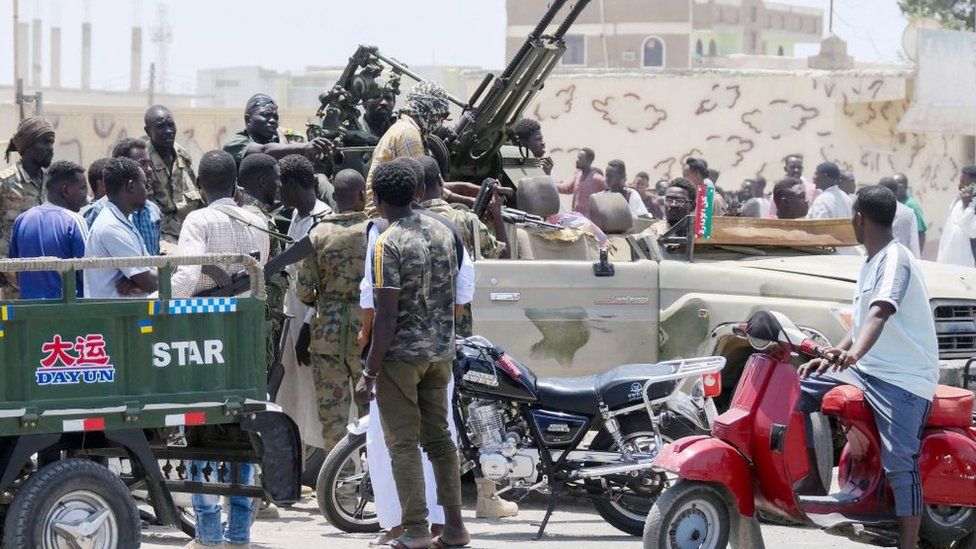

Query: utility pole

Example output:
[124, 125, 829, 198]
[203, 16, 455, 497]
[13, 0, 20, 104]
[148, 62, 156, 107]
[829, 0, 834, 34]
[150, 4, 172, 94]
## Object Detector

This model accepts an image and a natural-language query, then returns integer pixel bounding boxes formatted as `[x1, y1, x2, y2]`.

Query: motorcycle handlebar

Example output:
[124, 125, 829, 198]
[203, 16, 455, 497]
[731, 322, 839, 364]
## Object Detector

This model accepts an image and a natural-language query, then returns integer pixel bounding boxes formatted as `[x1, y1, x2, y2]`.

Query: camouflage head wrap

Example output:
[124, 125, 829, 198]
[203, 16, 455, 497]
[5, 116, 55, 162]
[398, 81, 451, 135]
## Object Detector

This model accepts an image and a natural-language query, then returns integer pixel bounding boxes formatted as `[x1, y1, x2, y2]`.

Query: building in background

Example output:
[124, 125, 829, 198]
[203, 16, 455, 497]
[505, 0, 822, 70]
[196, 64, 476, 109]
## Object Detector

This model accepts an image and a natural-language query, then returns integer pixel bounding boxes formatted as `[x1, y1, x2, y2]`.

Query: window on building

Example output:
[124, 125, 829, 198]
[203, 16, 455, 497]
[696, 39, 703, 57]
[777, 45, 784, 56]
[708, 39, 717, 56]
[643, 37, 665, 67]
[750, 32, 758, 52]
[751, 6, 758, 22]
[215, 79, 240, 88]
[561, 35, 585, 66]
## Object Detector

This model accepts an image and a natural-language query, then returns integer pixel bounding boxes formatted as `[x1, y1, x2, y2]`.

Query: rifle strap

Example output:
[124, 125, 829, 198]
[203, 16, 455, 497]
[214, 205, 294, 245]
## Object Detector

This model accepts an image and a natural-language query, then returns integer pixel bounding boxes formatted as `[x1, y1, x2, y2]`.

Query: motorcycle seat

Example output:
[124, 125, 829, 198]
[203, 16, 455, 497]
[536, 363, 679, 416]
[821, 384, 974, 429]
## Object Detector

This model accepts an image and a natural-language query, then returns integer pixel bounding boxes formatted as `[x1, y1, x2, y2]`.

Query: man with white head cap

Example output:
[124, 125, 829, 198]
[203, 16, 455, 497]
[364, 80, 452, 217]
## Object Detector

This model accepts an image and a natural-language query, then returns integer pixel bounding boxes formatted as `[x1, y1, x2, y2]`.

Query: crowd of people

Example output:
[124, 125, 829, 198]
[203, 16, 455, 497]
[513, 123, 974, 263]
[0, 73, 974, 548]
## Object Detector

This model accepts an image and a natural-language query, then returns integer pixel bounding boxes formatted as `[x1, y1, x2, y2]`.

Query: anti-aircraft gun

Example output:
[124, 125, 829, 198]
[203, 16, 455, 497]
[201, 1, 592, 297]
[306, 0, 591, 188]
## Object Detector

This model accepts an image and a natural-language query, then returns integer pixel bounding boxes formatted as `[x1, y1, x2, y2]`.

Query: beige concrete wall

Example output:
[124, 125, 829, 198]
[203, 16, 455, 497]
[465, 68, 972, 247]
[0, 104, 312, 172]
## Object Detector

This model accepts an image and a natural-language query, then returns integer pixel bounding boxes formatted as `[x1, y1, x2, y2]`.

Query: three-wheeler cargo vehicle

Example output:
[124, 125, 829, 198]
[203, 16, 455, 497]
[0, 254, 301, 548]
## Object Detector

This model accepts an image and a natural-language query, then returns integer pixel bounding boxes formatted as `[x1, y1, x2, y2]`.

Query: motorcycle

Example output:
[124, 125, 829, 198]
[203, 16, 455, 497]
[644, 310, 976, 549]
[317, 335, 725, 537]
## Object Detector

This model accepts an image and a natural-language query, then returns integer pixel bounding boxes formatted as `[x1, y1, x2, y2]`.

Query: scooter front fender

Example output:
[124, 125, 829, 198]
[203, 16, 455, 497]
[655, 435, 756, 516]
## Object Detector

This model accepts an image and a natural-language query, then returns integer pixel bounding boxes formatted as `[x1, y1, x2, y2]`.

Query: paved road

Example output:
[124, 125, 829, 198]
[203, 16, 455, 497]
[141, 492, 863, 548]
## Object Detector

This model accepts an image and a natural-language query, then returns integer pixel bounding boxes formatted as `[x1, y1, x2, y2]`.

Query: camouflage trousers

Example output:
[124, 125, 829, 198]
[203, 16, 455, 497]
[310, 353, 360, 452]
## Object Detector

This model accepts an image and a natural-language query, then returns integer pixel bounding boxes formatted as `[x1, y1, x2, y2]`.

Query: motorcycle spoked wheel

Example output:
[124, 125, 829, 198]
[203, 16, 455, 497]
[587, 414, 701, 536]
[316, 432, 381, 533]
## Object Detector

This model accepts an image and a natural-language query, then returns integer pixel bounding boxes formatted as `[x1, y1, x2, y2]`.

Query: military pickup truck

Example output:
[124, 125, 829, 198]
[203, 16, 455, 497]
[0, 254, 300, 547]
[468, 186, 976, 409]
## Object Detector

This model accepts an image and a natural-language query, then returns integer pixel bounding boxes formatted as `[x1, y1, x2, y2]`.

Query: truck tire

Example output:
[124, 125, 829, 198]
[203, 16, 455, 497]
[3, 458, 141, 549]
[589, 414, 701, 536]
[316, 432, 380, 533]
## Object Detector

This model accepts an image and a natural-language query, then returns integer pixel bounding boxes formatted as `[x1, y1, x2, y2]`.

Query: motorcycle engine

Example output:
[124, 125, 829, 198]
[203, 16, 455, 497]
[467, 400, 539, 483]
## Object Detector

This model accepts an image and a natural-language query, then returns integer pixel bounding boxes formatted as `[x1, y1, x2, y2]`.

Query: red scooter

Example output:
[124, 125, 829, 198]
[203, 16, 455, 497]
[644, 310, 976, 549]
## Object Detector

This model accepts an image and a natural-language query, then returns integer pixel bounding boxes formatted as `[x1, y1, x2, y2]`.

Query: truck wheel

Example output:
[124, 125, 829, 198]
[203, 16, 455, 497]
[921, 504, 976, 546]
[589, 415, 700, 536]
[643, 480, 730, 549]
[316, 433, 380, 533]
[3, 458, 140, 549]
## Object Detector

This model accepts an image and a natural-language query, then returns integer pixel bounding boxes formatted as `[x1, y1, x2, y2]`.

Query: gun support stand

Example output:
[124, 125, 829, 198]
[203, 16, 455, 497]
[535, 479, 566, 540]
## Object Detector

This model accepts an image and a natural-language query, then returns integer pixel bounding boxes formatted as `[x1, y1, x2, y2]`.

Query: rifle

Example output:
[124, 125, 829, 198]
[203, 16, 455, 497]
[193, 238, 316, 298]
[471, 176, 564, 231]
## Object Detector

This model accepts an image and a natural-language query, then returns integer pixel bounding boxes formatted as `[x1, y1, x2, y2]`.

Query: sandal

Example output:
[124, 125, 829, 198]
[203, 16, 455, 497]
[430, 534, 471, 548]
[389, 536, 432, 549]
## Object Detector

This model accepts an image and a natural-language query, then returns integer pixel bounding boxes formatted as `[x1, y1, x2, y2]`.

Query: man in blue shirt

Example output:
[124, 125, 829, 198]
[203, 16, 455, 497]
[9, 160, 90, 299]
[84, 158, 158, 298]
[85, 138, 162, 256]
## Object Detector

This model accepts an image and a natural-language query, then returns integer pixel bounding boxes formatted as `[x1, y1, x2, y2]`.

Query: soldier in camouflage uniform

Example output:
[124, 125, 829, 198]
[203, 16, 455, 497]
[222, 93, 332, 168]
[1, 117, 56, 300]
[417, 157, 509, 337]
[143, 105, 203, 246]
[295, 169, 369, 450]
[237, 154, 290, 386]
[355, 158, 469, 549]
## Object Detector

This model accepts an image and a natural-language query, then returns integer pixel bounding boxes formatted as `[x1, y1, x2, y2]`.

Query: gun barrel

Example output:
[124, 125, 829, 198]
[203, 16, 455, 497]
[554, 0, 592, 39]
[501, 0, 569, 79]
[371, 50, 468, 108]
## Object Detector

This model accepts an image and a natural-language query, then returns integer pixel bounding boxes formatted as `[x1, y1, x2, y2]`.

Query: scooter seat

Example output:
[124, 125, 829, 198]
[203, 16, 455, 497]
[821, 384, 974, 429]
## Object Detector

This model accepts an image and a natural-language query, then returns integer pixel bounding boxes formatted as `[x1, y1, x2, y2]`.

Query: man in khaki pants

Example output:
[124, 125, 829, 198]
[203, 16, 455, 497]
[355, 158, 469, 549]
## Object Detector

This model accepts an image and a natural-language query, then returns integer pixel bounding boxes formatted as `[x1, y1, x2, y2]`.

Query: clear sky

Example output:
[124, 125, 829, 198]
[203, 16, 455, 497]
[0, 0, 908, 93]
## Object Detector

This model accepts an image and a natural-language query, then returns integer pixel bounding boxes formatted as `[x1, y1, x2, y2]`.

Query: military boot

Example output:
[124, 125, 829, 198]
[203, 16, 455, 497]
[475, 477, 518, 519]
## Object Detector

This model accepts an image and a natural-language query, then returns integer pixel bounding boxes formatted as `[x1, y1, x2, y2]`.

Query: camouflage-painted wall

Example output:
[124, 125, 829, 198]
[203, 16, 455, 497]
[0, 104, 313, 173]
[464, 68, 972, 251]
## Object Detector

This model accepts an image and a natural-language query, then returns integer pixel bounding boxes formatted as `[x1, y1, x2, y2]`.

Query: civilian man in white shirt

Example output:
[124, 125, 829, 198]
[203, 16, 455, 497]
[603, 159, 648, 218]
[807, 162, 853, 220]
[879, 177, 921, 258]
[798, 185, 939, 549]
[937, 165, 976, 267]
[276, 154, 333, 451]
[84, 158, 158, 298]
